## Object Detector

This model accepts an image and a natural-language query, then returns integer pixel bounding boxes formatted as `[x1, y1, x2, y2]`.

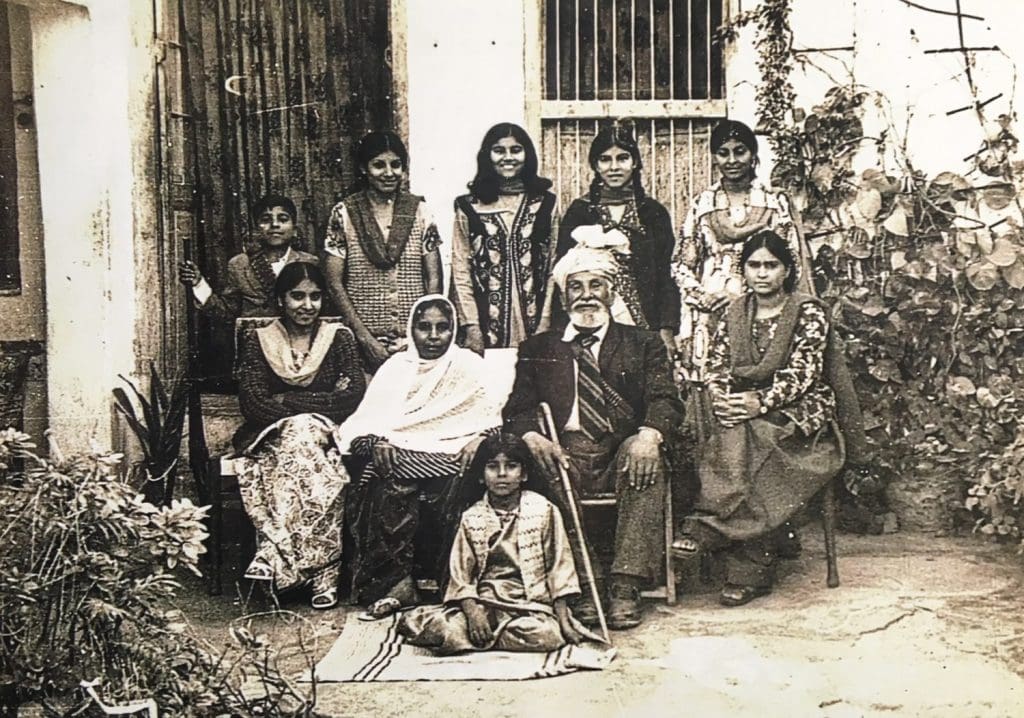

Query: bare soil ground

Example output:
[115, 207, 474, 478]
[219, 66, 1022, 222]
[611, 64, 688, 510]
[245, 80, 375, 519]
[177, 533, 1024, 718]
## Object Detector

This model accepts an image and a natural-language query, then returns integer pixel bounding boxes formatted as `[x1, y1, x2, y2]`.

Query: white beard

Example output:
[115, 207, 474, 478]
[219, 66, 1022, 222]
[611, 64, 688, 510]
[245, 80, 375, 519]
[568, 302, 611, 330]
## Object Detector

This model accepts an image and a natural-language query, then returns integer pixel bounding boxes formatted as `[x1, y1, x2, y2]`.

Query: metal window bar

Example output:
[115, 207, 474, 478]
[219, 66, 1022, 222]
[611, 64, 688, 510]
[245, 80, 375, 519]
[541, 0, 725, 222]
[548, 0, 723, 103]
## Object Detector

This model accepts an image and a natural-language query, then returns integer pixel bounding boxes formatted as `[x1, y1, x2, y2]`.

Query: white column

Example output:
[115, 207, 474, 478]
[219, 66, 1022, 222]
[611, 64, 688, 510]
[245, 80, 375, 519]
[402, 0, 529, 275]
[27, 0, 158, 451]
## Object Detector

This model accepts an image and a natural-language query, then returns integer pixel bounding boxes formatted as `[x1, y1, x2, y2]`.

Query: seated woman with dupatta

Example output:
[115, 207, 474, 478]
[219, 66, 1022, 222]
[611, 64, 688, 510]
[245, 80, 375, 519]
[233, 261, 366, 609]
[336, 295, 504, 615]
[671, 229, 864, 607]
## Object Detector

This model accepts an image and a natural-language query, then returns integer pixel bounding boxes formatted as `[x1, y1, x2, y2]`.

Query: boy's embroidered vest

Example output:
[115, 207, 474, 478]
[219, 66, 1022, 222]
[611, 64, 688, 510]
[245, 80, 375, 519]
[461, 490, 551, 603]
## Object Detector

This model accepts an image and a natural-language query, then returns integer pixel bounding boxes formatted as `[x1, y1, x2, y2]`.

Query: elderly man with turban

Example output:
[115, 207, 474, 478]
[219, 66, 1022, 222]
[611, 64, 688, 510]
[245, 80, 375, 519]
[502, 246, 684, 630]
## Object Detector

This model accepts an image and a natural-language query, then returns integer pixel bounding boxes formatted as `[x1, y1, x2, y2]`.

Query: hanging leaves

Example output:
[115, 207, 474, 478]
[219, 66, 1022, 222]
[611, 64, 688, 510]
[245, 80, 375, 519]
[855, 187, 883, 220]
[966, 260, 1000, 290]
[1002, 258, 1024, 289]
[987, 238, 1019, 267]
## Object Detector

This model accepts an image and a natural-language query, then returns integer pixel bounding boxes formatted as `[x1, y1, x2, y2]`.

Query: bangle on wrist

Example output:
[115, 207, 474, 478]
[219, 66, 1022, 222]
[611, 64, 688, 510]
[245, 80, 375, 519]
[755, 392, 768, 414]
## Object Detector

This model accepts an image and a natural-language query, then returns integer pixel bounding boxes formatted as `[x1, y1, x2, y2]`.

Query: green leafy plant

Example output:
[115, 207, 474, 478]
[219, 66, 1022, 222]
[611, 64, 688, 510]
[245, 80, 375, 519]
[718, 0, 1024, 539]
[757, 84, 1024, 537]
[718, 0, 796, 158]
[0, 430, 323, 716]
[113, 363, 189, 506]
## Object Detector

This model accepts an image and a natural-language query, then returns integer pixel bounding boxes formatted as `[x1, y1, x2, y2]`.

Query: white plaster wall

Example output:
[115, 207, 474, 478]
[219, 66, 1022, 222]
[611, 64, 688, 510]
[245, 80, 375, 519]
[403, 0, 528, 278]
[728, 0, 1024, 180]
[17, 0, 159, 452]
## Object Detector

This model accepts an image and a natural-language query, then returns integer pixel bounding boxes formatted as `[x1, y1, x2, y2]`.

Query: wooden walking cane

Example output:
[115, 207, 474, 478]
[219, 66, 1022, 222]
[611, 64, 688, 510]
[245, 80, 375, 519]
[539, 402, 610, 643]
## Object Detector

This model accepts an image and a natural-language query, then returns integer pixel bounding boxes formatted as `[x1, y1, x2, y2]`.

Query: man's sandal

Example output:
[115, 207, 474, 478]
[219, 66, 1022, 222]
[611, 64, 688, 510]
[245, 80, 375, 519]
[311, 587, 339, 610]
[719, 583, 772, 607]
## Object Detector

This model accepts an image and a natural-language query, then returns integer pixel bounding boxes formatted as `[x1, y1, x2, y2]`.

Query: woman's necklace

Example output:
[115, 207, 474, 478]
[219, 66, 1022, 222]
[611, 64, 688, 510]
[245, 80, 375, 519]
[287, 331, 313, 371]
[754, 293, 786, 320]
[723, 189, 752, 227]
[367, 189, 395, 233]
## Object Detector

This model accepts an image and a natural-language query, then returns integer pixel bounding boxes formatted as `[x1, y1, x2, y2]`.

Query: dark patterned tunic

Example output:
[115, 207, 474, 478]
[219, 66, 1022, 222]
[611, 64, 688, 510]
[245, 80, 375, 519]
[705, 300, 835, 434]
[450, 191, 558, 348]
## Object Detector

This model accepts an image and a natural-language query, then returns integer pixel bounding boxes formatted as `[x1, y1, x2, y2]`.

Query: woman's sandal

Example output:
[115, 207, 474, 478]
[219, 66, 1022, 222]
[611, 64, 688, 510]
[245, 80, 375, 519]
[719, 583, 772, 607]
[669, 535, 703, 561]
[243, 561, 274, 582]
[311, 587, 339, 610]
[357, 596, 403, 622]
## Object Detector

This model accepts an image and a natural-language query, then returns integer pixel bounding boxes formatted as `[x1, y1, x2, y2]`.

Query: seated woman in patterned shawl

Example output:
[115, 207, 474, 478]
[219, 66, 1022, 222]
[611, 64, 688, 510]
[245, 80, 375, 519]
[336, 295, 504, 614]
[672, 230, 862, 607]
[398, 433, 600, 654]
[233, 261, 366, 609]
[323, 131, 443, 371]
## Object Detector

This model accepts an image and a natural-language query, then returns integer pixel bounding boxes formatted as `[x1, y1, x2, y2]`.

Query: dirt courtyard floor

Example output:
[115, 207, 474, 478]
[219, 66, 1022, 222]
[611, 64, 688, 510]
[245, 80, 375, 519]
[180, 532, 1024, 717]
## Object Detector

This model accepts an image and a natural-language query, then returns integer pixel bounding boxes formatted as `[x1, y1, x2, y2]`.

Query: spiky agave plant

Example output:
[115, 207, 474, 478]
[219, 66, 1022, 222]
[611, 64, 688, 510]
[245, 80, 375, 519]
[112, 363, 189, 506]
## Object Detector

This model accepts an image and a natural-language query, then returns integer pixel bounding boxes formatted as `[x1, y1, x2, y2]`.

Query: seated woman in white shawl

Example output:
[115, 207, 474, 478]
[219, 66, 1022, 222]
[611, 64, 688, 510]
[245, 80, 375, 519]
[337, 295, 504, 613]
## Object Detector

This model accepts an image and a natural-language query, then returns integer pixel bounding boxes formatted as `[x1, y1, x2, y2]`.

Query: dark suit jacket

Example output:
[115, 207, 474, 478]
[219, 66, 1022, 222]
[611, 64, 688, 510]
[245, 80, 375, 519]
[503, 321, 683, 444]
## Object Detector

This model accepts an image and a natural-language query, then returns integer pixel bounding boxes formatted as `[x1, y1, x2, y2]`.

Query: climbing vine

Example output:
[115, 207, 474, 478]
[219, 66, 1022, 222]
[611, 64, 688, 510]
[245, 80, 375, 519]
[719, 0, 797, 160]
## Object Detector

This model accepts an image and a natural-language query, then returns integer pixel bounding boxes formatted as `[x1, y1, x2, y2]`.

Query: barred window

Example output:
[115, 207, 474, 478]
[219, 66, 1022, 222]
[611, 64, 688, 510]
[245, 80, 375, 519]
[539, 0, 727, 222]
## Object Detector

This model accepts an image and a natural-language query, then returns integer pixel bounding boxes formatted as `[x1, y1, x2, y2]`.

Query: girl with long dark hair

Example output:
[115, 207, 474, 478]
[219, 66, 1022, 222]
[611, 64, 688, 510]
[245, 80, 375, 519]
[449, 122, 559, 352]
[553, 121, 679, 355]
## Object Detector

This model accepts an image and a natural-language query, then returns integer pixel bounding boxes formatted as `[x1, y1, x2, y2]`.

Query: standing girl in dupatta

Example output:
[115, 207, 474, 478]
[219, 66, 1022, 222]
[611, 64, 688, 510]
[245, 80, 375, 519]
[398, 433, 596, 655]
[553, 121, 679, 355]
[671, 231, 846, 606]
[337, 295, 504, 614]
[324, 131, 443, 371]
[673, 119, 815, 386]
[449, 123, 559, 352]
[234, 262, 366, 609]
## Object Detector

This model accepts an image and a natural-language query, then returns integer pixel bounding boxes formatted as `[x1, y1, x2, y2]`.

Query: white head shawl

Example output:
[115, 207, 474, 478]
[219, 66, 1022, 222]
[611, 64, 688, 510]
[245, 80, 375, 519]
[334, 295, 503, 454]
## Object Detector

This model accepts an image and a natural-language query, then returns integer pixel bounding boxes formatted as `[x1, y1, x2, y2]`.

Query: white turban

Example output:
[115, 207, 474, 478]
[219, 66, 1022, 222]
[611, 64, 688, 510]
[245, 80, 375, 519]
[551, 246, 618, 293]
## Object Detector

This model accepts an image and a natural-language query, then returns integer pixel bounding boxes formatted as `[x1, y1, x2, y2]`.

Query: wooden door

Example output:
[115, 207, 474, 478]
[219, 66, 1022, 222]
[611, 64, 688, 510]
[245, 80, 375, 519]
[175, 0, 394, 385]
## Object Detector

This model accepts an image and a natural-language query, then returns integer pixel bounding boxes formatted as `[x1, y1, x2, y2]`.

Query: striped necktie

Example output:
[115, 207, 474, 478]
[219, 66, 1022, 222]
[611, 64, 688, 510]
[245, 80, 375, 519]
[572, 333, 613, 442]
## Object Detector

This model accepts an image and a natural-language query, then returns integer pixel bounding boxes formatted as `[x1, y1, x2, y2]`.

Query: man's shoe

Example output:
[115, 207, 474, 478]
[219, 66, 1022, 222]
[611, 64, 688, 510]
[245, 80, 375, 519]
[719, 583, 772, 607]
[607, 583, 642, 630]
[572, 593, 601, 625]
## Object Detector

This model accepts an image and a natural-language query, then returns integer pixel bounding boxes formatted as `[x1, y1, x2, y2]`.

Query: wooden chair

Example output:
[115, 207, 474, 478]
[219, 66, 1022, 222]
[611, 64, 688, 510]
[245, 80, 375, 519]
[575, 483, 678, 605]
[822, 480, 840, 588]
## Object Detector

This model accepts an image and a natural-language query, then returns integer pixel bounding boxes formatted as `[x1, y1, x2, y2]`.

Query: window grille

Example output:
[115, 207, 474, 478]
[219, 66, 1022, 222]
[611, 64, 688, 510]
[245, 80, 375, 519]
[539, 0, 726, 220]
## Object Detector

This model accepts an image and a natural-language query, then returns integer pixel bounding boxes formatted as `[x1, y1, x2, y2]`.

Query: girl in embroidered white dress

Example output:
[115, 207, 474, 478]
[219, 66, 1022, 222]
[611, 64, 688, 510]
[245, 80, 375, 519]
[398, 433, 596, 654]
[673, 119, 815, 385]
